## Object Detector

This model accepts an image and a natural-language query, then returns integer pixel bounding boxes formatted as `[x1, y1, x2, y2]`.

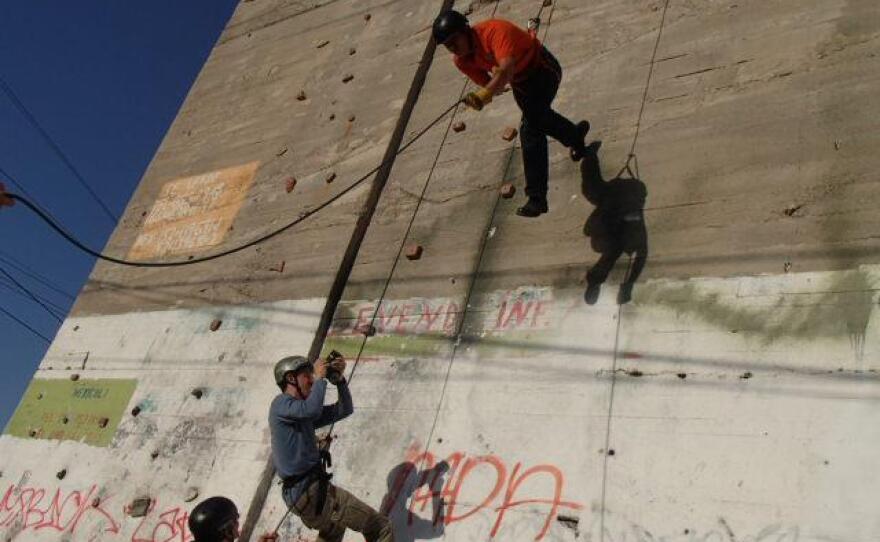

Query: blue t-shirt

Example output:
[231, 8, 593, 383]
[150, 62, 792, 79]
[269, 379, 353, 505]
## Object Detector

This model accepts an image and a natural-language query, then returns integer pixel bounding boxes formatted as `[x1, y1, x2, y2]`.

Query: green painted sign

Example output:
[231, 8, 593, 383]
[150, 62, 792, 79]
[3, 378, 137, 447]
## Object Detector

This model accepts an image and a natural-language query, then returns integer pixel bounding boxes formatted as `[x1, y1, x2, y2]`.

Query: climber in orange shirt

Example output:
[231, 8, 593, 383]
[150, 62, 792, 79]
[433, 10, 590, 217]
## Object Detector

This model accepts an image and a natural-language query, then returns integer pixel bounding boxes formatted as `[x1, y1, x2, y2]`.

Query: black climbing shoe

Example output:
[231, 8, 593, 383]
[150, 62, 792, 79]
[569, 120, 591, 162]
[516, 198, 549, 217]
[584, 282, 601, 305]
[617, 282, 634, 305]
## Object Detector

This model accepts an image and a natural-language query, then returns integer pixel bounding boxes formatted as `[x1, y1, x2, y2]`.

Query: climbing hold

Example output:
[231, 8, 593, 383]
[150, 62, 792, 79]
[349, 47, 357, 55]
[269, 260, 286, 273]
[348, 114, 356, 122]
[70, 373, 80, 381]
[276, 147, 288, 157]
[501, 127, 518, 141]
[285, 177, 297, 193]
[210, 319, 222, 332]
[677, 372, 687, 379]
[191, 388, 204, 399]
[61, 416, 69, 425]
[29, 428, 39, 438]
[296, 90, 307, 101]
[500, 183, 516, 199]
[452, 121, 466, 132]
[128, 497, 152, 518]
[607, 449, 615, 456]
[405, 244, 424, 261]
[56, 469, 67, 480]
[783, 204, 803, 217]
[131, 406, 142, 417]
[316, 39, 330, 49]
[364, 13, 372, 21]
[740, 371, 753, 380]
[325, 171, 337, 184]
[98, 417, 110, 428]
[92, 497, 101, 508]
[342, 74, 355, 83]
[185, 487, 200, 503]
[543, 0, 552, 6]
[329, 113, 336, 121]
[150, 450, 160, 460]
[364, 324, 377, 337]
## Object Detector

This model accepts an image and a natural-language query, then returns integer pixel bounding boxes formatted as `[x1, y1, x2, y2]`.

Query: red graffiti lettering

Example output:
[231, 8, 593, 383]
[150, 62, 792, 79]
[34, 486, 93, 532]
[337, 300, 461, 338]
[492, 464, 582, 540]
[386, 445, 582, 541]
[494, 291, 554, 331]
[501, 299, 533, 329]
[416, 303, 442, 332]
[131, 500, 193, 542]
[0, 478, 180, 541]
[442, 303, 459, 334]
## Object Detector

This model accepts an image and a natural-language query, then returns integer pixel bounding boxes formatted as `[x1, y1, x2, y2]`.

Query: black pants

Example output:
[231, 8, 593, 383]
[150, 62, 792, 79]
[512, 48, 581, 200]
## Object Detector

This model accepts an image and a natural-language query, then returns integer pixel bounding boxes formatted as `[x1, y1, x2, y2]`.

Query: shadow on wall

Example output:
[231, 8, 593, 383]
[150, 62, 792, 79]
[380, 460, 449, 542]
[580, 142, 648, 305]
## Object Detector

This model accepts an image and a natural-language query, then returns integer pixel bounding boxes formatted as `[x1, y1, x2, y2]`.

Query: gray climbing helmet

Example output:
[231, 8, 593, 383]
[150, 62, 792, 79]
[274, 355, 312, 388]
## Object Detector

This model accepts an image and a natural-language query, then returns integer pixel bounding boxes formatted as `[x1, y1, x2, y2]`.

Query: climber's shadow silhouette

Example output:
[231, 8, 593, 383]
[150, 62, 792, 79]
[380, 460, 449, 542]
[580, 142, 649, 305]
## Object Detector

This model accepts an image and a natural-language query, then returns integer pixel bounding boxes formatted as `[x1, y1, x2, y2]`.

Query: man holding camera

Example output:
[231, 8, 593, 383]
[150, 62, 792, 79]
[269, 352, 394, 542]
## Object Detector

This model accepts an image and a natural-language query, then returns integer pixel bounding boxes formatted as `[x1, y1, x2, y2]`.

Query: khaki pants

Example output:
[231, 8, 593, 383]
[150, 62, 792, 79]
[293, 481, 393, 542]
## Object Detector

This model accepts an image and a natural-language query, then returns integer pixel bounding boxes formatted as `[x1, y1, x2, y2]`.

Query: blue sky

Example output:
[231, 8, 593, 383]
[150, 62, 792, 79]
[0, 1, 239, 427]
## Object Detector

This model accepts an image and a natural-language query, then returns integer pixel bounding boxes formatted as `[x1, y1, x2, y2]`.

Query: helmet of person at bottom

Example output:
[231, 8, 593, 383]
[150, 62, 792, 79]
[274, 355, 312, 388]
[189, 496, 239, 542]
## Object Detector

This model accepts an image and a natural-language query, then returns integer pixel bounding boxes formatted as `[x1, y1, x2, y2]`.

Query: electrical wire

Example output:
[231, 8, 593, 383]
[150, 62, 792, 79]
[0, 280, 67, 319]
[0, 249, 76, 302]
[0, 163, 71, 232]
[5, 101, 461, 269]
[0, 264, 63, 323]
[0, 75, 119, 223]
[0, 302, 51, 344]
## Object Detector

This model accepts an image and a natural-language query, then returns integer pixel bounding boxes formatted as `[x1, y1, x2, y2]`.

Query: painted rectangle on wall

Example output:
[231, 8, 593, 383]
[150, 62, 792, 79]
[129, 161, 259, 259]
[3, 378, 137, 447]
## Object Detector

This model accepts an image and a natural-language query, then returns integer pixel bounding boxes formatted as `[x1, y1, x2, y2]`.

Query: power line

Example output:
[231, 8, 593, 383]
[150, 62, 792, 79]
[0, 163, 71, 230]
[0, 264, 62, 323]
[0, 75, 119, 224]
[0, 249, 76, 301]
[5, 101, 460, 268]
[0, 302, 51, 344]
[0, 280, 67, 319]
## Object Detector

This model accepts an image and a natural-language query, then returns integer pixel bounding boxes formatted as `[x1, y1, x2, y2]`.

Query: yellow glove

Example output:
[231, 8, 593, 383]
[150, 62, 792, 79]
[463, 87, 493, 111]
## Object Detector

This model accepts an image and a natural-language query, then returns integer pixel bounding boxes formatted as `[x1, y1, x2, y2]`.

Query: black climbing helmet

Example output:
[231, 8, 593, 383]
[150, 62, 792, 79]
[189, 496, 239, 542]
[432, 10, 470, 45]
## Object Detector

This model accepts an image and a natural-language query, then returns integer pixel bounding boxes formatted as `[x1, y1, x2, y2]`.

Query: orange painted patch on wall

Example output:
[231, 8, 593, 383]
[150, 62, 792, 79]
[128, 161, 259, 259]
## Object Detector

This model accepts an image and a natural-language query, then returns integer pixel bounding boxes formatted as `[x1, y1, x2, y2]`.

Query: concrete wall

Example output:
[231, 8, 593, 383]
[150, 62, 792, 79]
[2, 0, 879, 541]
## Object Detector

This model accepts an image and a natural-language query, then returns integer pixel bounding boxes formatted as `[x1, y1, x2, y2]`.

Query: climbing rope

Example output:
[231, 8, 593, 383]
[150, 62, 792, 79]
[617, 0, 671, 179]
[271, 0, 526, 534]
[3, 101, 461, 268]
